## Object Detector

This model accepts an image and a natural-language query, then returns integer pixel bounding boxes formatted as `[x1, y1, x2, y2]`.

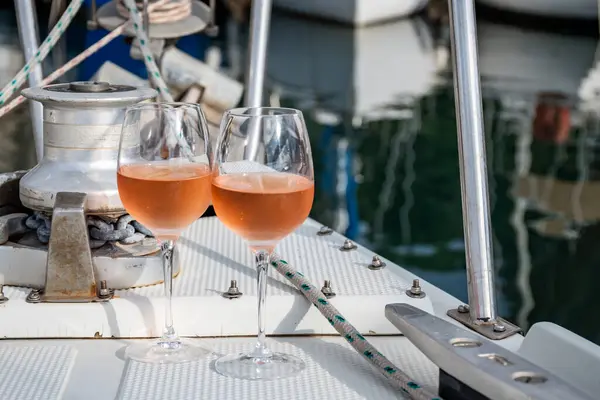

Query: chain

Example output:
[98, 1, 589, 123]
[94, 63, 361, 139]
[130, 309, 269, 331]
[25, 212, 153, 249]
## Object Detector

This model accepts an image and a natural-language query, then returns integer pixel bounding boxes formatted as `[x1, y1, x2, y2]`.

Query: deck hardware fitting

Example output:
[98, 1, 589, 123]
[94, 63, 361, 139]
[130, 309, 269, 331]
[25, 192, 114, 303]
[26, 289, 41, 303]
[97, 280, 113, 300]
[222, 280, 243, 299]
[339, 239, 357, 251]
[321, 280, 336, 299]
[317, 226, 333, 236]
[368, 255, 386, 270]
[406, 279, 426, 299]
[447, 306, 521, 340]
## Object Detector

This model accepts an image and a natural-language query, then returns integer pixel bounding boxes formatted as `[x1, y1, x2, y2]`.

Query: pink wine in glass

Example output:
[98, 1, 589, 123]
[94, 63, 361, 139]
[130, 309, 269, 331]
[211, 172, 314, 250]
[117, 163, 212, 240]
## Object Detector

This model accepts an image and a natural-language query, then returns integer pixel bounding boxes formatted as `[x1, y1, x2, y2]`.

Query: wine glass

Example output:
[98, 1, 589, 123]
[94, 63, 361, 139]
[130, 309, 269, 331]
[212, 107, 314, 380]
[117, 103, 212, 364]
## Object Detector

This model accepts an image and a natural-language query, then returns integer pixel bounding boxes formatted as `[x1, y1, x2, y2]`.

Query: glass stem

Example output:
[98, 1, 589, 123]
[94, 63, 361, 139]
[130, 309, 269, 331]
[159, 240, 179, 344]
[253, 249, 272, 358]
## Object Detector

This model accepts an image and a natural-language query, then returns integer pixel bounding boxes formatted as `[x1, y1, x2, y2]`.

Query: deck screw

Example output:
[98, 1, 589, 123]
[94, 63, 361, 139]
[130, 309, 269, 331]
[26, 289, 41, 303]
[406, 279, 426, 298]
[368, 255, 386, 270]
[458, 304, 470, 313]
[223, 280, 243, 299]
[0, 285, 8, 304]
[317, 226, 333, 236]
[321, 280, 336, 299]
[493, 323, 506, 333]
[340, 239, 357, 251]
[98, 280, 113, 300]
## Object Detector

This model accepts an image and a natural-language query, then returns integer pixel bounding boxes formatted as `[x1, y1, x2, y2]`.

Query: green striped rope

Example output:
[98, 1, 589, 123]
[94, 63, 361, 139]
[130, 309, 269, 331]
[0, 0, 85, 105]
[270, 254, 443, 400]
[121, 0, 174, 102]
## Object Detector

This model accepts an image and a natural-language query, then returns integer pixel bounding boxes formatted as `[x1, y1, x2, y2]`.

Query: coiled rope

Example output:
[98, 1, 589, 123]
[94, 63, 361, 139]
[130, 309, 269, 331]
[116, 0, 192, 24]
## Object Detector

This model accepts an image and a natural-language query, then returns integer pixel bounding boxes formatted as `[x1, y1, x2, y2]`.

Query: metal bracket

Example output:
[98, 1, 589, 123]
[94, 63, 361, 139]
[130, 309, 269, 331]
[447, 306, 521, 340]
[26, 192, 113, 303]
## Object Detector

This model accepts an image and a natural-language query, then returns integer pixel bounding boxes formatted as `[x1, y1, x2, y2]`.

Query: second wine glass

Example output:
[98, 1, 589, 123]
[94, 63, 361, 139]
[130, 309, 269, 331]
[117, 103, 213, 364]
[211, 107, 315, 380]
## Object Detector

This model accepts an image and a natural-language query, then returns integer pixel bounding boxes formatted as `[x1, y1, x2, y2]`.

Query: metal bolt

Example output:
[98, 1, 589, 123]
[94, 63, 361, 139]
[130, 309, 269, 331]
[98, 280, 112, 299]
[26, 289, 41, 303]
[317, 226, 333, 236]
[223, 280, 243, 299]
[339, 239, 357, 251]
[0, 285, 8, 304]
[406, 279, 426, 298]
[321, 280, 336, 299]
[368, 255, 386, 270]
[458, 304, 470, 314]
[493, 323, 506, 333]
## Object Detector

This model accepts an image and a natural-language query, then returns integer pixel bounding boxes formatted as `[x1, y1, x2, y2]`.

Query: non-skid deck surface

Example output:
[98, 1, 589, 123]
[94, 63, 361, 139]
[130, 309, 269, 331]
[118, 339, 435, 400]
[1, 217, 434, 338]
[0, 345, 77, 400]
[0, 337, 438, 400]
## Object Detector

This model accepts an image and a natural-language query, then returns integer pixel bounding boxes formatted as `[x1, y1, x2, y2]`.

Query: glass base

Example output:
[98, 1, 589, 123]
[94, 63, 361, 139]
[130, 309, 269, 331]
[215, 351, 305, 380]
[125, 339, 211, 364]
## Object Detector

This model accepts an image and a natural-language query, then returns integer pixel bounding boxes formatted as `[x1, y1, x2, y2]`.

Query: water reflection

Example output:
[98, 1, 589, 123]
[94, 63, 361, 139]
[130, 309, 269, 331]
[1, 6, 600, 342]
[268, 14, 600, 342]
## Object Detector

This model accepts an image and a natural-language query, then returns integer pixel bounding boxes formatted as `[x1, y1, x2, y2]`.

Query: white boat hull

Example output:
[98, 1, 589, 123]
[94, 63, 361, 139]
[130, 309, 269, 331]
[478, 0, 598, 19]
[478, 21, 596, 99]
[267, 15, 438, 120]
[273, 0, 429, 26]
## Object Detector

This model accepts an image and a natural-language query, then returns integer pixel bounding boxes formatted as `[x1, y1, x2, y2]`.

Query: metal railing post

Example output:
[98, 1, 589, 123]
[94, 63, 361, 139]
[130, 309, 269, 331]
[244, 0, 271, 108]
[446, 0, 520, 339]
[15, 0, 44, 162]
[242, 0, 272, 161]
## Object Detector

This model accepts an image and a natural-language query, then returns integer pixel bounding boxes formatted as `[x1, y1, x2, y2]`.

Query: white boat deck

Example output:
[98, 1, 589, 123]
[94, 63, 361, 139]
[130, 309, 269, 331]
[2, 337, 437, 400]
[0, 217, 525, 399]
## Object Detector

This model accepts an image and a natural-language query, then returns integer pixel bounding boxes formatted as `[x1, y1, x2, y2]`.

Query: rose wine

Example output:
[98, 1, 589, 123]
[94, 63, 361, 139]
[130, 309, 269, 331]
[117, 163, 212, 239]
[211, 172, 314, 250]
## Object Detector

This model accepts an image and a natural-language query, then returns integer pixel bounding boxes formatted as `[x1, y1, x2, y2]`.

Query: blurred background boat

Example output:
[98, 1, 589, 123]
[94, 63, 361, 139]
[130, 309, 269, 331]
[478, 0, 598, 19]
[267, 14, 440, 123]
[272, 0, 429, 26]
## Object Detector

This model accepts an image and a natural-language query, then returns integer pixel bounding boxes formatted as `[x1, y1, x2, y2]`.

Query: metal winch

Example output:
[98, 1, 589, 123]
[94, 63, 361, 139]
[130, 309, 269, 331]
[0, 81, 178, 303]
